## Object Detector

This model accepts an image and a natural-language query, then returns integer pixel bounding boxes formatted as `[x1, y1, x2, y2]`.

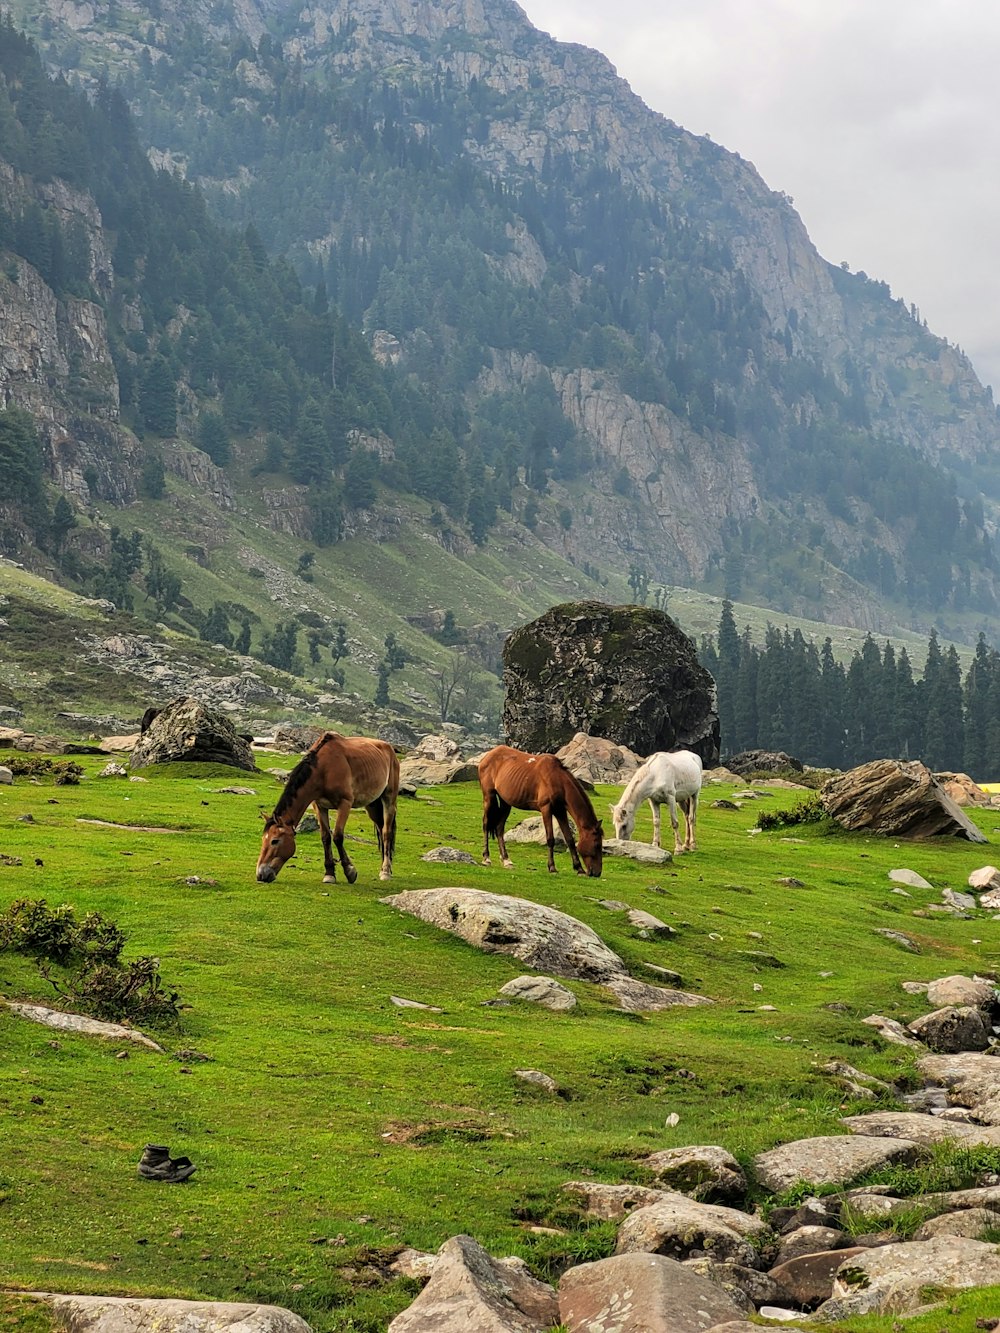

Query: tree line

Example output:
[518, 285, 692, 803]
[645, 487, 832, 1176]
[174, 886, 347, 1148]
[698, 599, 1000, 777]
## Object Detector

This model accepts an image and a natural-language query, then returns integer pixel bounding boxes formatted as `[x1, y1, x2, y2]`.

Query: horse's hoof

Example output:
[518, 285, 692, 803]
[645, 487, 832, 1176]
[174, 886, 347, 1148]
[379, 870, 391, 881]
[323, 874, 337, 883]
[345, 866, 358, 884]
[482, 858, 491, 867]
[502, 859, 514, 870]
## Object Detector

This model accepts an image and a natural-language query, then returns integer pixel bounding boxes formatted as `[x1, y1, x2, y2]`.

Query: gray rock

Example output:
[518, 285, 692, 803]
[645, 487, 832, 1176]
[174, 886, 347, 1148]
[555, 732, 642, 786]
[387, 1233, 558, 1331]
[683, 1258, 781, 1311]
[601, 975, 712, 1012]
[501, 601, 719, 762]
[130, 696, 256, 772]
[640, 1145, 746, 1203]
[604, 838, 674, 864]
[35, 1295, 310, 1333]
[889, 868, 933, 889]
[615, 1191, 770, 1264]
[861, 1014, 924, 1047]
[498, 976, 577, 1010]
[872, 928, 920, 952]
[0, 765, 11, 784]
[926, 974, 997, 1010]
[841, 1110, 1000, 1146]
[912, 1206, 1000, 1240]
[513, 1069, 561, 1094]
[381, 887, 626, 982]
[817, 1235, 1000, 1318]
[627, 908, 676, 936]
[821, 760, 987, 842]
[559, 1252, 744, 1332]
[3, 1000, 163, 1051]
[969, 865, 1000, 892]
[942, 888, 978, 911]
[753, 1135, 921, 1193]
[420, 847, 478, 865]
[768, 1247, 867, 1309]
[561, 1181, 669, 1221]
[772, 1226, 853, 1267]
[907, 1005, 991, 1053]
[918, 1051, 1000, 1124]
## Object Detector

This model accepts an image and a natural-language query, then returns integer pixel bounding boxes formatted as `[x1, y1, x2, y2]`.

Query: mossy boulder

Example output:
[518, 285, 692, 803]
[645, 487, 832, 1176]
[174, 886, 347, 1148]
[501, 601, 719, 761]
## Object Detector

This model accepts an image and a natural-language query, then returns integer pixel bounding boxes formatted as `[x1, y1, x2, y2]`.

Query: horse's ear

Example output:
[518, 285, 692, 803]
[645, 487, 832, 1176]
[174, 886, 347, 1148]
[608, 803, 617, 817]
[259, 808, 270, 823]
[596, 819, 604, 834]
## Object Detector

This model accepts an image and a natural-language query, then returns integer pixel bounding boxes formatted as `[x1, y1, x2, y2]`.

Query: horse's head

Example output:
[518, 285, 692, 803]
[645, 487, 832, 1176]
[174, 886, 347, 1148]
[609, 800, 633, 842]
[256, 812, 297, 883]
[579, 820, 604, 877]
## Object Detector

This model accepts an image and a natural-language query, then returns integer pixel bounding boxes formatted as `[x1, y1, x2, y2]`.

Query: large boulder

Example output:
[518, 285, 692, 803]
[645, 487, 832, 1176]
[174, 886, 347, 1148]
[820, 759, 988, 841]
[501, 601, 719, 763]
[129, 697, 256, 772]
[33, 1295, 311, 1333]
[558, 1253, 744, 1332]
[727, 750, 803, 777]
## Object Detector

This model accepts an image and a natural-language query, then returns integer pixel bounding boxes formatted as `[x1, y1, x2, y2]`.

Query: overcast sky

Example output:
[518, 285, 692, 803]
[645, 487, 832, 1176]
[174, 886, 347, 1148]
[521, 0, 1000, 395]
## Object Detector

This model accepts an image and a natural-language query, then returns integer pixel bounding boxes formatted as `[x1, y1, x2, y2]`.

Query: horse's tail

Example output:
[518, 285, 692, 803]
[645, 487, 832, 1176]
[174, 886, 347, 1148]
[485, 791, 506, 836]
[370, 795, 397, 861]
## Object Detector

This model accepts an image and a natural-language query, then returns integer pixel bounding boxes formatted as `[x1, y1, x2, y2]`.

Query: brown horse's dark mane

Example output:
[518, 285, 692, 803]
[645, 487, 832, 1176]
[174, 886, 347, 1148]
[273, 734, 337, 818]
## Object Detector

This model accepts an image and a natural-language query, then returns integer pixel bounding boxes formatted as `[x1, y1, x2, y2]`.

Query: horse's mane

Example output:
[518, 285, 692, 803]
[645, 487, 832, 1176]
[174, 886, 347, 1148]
[273, 734, 337, 817]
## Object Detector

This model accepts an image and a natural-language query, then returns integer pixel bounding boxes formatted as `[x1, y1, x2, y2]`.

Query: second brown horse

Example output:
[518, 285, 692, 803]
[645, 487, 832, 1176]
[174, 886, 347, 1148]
[478, 744, 603, 876]
[256, 732, 399, 884]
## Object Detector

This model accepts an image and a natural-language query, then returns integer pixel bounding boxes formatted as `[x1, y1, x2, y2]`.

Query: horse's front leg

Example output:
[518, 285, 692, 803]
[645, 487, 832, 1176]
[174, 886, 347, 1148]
[552, 810, 584, 874]
[495, 813, 514, 869]
[332, 798, 358, 884]
[648, 798, 662, 849]
[317, 804, 337, 882]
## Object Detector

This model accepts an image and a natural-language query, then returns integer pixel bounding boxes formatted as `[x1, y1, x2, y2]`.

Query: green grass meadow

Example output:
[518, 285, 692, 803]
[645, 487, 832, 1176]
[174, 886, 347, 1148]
[2, 753, 1000, 1329]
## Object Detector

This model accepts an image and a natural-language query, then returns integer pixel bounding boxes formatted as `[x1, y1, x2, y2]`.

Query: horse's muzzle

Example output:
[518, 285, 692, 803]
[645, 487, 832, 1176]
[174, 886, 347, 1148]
[256, 864, 277, 883]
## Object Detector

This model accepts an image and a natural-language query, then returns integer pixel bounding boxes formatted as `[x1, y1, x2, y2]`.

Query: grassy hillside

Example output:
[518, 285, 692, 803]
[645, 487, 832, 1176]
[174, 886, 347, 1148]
[1, 745, 999, 1328]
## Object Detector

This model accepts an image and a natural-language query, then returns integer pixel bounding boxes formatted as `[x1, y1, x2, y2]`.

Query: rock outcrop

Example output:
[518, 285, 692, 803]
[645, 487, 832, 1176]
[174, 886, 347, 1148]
[129, 696, 256, 772]
[501, 602, 719, 763]
[820, 759, 988, 841]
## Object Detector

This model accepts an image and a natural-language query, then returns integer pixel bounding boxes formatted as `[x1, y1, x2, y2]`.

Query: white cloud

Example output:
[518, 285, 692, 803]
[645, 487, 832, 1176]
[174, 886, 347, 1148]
[522, 0, 1000, 392]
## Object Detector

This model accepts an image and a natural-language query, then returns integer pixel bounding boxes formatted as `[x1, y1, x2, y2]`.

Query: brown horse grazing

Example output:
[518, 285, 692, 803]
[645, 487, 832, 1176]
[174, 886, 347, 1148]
[256, 732, 399, 885]
[478, 744, 603, 877]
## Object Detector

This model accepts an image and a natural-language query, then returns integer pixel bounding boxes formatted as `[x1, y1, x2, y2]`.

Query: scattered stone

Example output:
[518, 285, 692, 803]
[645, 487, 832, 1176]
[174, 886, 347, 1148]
[97, 762, 128, 777]
[861, 1014, 924, 1047]
[420, 847, 477, 865]
[889, 868, 933, 889]
[683, 1257, 781, 1311]
[216, 786, 257, 795]
[768, 1247, 867, 1310]
[3, 1000, 163, 1051]
[712, 799, 739, 810]
[822, 1061, 893, 1096]
[0, 766, 12, 785]
[872, 928, 921, 952]
[913, 1207, 1000, 1240]
[907, 1005, 991, 1053]
[390, 996, 443, 1012]
[943, 887, 978, 911]
[497, 976, 576, 1011]
[969, 865, 1000, 892]
[627, 909, 676, 937]
[643, 964, 684, 986]
[840, 1111, 1000, 1146]
[772, 1226, 853, 1267]
[389, 1249, 437, 1281]
[603, 839, 674, 864]
[596, 898, 631, 912]
[601, 975, 712, 1012]
[736, 950, 785, 968]
[514, 1070, 561, 1095]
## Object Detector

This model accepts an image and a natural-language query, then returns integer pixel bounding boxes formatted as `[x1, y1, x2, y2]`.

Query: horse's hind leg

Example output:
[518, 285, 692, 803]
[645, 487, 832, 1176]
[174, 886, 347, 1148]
[317, 804, 337, 882]
[367, 796, 396, 880]
[685, 794, 698, 851]
[648, 798, 662, 849]
[332, 798, 358, 884]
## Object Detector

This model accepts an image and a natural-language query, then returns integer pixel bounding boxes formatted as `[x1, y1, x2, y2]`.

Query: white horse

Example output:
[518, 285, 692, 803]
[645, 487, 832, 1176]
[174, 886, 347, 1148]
[610, 750, 704, 852]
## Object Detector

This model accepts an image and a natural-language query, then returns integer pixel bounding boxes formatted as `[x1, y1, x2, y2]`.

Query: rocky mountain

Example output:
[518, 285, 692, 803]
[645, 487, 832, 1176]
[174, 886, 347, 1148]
[1, 0, 999, 705]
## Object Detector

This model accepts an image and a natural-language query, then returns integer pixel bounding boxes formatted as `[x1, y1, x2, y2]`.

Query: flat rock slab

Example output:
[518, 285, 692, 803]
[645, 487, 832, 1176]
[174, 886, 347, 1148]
[840, 1110, 1000, 1147]
[768, 1248, 867, 1309]
[926, 974, 997, 1009]
[3, 1001, 163, 1051]
[914, 1206, 1000, 1240]
[819, 1235, 1000, 1318]
[559, 1252, 744, 1333]
[614, 1191, 769, 1265]
[32, 1295, 311, 1333]
[604, 838, 673, 864]
[753, 1135, 921, 1193]
[381, 888, 626, 982]
[601, 975, 712, 1012]
[387, 1234, 558, 1332]
[821, 760, 987, 841]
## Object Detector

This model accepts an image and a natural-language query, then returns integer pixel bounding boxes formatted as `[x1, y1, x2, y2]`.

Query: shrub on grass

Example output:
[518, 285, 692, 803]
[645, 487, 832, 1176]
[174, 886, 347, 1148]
[757, 793, 830, 831]
[0, 898, 181, 1026]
